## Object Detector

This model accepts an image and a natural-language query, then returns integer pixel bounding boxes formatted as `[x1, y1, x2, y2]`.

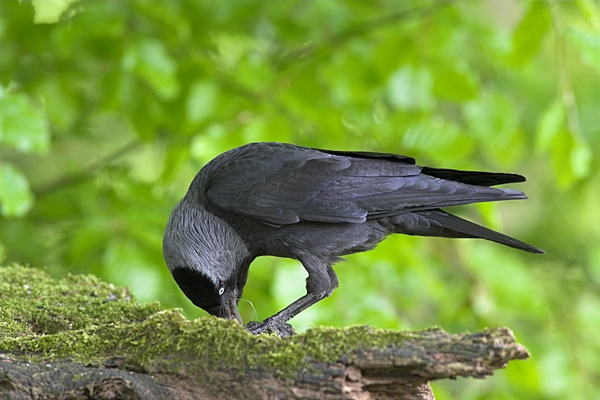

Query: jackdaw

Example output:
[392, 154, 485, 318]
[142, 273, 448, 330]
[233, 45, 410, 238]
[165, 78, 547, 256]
[163, 142, 543, 337]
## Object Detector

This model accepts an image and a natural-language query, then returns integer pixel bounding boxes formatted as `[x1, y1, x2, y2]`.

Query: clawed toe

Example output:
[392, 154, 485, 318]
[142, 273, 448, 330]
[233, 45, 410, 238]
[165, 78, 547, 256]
[245, 320, 296, 338]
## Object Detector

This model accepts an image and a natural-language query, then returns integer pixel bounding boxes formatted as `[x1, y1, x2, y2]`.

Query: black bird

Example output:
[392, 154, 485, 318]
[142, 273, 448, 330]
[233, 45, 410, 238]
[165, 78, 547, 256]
[163, 142, 543, 337]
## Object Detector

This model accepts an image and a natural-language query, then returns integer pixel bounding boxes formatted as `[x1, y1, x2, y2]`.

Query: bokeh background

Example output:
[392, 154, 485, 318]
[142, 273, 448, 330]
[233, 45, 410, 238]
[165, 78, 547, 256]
[1, 0, 599, 398]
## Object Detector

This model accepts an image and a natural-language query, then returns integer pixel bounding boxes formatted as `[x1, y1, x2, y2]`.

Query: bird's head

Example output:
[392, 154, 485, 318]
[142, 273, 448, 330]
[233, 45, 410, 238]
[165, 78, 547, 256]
[163, 199, 251, 323]
[169, 267, 244, 322]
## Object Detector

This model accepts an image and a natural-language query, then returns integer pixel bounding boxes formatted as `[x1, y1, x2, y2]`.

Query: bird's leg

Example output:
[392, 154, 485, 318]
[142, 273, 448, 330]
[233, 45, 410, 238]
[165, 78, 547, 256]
[245, 293, 321, 337]
[246, 255, 338, 338]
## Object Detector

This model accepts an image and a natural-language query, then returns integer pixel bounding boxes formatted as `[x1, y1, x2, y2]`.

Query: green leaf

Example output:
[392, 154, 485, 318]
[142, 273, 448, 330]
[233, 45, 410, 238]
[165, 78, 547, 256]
[401, 116, 474, 161]
[571, 138, 592, 179]
[186, 80, 218, 124]
[127, 142, 165, 183]
[387, 65, 434, 111]
[506, 358, 541, 395]
[430, 61, 479, 102]
[463, 90, 523, 166]
[546, 128, 592, 185]
[32, 0, 78, 24]
[38, 78, 78, 131]
[123, 39, 180, 101]
[160, 143, 190, 183]
[0, 163, 34, 217]
[567, 28, 600, 74]
[509, 2, 551, 66]
[550, 130, 577, 187]
[0, 89, 50, 154]
[536, 97, 565, 154]
[102, 238, 162, 303]
[190, 125, 243, 164]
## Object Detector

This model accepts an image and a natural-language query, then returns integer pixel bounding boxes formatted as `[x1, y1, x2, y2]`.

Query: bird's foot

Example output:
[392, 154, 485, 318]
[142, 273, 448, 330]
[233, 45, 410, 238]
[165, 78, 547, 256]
[245, 319, 296, 338]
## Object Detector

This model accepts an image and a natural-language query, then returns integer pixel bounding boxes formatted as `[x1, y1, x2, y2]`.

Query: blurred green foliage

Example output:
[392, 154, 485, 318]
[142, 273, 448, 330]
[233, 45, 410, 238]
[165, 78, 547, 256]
[1, 0, 599, 398]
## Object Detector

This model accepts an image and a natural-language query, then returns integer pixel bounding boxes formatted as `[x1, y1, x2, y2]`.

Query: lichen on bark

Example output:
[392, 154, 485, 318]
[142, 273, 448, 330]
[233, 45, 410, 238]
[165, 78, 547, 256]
[0, 264, 530, 400]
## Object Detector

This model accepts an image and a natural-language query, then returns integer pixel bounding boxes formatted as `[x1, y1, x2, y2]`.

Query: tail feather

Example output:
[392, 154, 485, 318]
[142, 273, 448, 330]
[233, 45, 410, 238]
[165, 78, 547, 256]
[421, 167, 526, 186]
[390, 209, 544, 254]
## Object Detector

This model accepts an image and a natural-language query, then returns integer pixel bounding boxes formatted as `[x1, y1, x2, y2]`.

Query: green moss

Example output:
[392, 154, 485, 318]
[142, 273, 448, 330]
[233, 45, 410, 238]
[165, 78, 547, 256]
[0, 264, 419, 378]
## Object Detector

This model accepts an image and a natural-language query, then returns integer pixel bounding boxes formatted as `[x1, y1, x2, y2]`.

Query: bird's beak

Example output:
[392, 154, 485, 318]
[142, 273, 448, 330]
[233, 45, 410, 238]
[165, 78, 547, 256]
[226, 296, 243, 324]
[211, 294, 243, 324]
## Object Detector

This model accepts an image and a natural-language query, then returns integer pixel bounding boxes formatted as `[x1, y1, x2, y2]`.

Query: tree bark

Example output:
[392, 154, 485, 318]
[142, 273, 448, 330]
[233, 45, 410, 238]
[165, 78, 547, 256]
[0, 265, 529, 399]
[0, 327, 528, 400]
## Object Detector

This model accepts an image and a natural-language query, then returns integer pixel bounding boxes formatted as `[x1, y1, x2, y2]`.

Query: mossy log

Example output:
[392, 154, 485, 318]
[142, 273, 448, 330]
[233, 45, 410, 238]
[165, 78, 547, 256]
[0, 265, 529, 400]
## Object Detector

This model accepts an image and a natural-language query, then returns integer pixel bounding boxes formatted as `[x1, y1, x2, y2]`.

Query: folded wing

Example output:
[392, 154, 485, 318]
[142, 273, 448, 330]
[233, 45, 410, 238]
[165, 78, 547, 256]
[205, 143, 528, 226]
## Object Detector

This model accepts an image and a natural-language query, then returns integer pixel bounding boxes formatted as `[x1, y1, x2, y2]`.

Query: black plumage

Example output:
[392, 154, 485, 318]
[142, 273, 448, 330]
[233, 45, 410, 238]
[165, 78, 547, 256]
[163, 142, 543, 337]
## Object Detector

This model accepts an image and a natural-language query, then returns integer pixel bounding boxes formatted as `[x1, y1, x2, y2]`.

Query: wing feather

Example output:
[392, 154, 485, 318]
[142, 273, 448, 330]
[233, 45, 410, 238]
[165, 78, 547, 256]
[204, 143, 527, 226]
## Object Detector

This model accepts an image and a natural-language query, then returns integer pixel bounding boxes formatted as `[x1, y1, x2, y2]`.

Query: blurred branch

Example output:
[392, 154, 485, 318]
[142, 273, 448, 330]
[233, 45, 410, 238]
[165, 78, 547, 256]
[274, 0, 457, 67]
[33, 139, 141, 197]
[549, 0, 584, 141]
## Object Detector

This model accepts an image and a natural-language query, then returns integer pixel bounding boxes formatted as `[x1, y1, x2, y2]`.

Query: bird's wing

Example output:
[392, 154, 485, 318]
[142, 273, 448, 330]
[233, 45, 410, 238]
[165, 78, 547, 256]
[205, 143, 526, 226]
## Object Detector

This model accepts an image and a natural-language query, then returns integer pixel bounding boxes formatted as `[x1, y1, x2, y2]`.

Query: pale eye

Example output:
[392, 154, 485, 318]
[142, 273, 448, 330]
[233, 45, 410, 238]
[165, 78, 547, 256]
[218, 287, 225, 295]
